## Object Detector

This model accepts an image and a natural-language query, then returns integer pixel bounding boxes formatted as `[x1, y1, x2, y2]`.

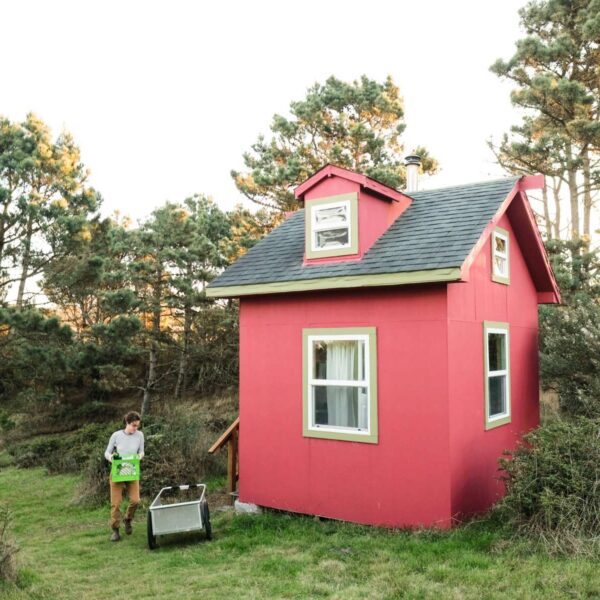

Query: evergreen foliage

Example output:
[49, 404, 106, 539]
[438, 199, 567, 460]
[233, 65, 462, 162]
[490, 0, 600, 241]
[232, 75, 438, 212]
[0, 115, 252, 419]
[539, 239, 600, 416]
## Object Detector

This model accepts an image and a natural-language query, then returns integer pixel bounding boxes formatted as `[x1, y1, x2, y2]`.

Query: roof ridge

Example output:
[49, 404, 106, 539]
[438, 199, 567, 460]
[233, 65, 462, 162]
[408, 176, 519, 196]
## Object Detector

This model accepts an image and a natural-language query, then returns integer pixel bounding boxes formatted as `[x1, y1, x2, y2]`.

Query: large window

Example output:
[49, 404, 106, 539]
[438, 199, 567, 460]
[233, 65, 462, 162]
[483, 322, 511, 430]
[491, 227, 510, 284]
[305, 193, 359, 259]
[303, 327, 378, 443]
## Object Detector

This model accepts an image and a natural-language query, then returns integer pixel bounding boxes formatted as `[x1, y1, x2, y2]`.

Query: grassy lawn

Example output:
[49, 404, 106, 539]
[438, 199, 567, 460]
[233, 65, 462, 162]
[1, 466, 599, 599]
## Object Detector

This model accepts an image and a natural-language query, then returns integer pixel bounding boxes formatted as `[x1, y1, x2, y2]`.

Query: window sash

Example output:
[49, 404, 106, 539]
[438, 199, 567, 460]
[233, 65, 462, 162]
[486, 328, 510, 421]
[312, 201, 350, 231]
[307, 334, 371, 434]
[492, 231, 509, 277]
[311, 201, 351, 251]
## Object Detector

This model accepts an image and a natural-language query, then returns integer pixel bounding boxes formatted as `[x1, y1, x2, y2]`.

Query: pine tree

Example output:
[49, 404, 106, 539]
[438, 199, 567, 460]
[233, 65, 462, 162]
[491, 0, 600, 242]
[0, 114, 96, 306]
[232, 75, 438, 212]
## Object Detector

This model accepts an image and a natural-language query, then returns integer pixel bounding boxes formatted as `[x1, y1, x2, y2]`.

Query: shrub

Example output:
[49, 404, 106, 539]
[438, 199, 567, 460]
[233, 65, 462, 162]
[0, 410, 15, 433]
[75, 396, 235, 506]
[498, 416, 600, 555]
[539, 298, 600, 417]
[9, 423, 117, 474]
[0, 505, 18, 583]
[7, 395, 236, 507]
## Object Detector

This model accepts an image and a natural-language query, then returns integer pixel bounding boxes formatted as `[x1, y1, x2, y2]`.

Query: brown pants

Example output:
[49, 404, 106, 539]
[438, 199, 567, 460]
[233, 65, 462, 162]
[109, 476, 140, 529]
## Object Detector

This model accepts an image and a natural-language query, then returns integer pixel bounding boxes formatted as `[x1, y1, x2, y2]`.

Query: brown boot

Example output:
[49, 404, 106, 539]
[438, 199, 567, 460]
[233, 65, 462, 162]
[110, 527, 121, 542]
[124, 519, 132, 535]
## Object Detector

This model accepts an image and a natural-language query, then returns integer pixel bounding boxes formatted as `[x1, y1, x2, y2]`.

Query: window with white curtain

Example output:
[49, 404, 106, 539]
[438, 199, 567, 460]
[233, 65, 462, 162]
[303, 328, 377, 443]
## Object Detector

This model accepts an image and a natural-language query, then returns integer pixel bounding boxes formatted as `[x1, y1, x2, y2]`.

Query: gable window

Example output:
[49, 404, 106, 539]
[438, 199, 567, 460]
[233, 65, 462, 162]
[303, 327, 377, 443]
[491, 227, 509, 284]
[483, 322, 511, 430]
[305, 193, 359, 259]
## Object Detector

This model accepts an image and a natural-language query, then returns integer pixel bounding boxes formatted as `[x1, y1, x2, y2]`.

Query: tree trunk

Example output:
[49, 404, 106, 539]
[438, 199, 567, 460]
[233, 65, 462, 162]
[0, 199, 9, 266]
[565, 144, 580, 241]
[542, 181, 552, 239]
[16, 212, 34, 310]
[582, 148, 592, 243]
[174, 303, 192, 399]
[141, 342, 157, 417]
[141, 269, 163, 416]
[552, 176, 562, 240]
[0, 179, 15, 269]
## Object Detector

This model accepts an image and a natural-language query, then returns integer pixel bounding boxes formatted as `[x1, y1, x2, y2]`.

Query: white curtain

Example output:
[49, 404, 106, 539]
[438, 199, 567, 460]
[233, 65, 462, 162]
[326, 341, 358, 427]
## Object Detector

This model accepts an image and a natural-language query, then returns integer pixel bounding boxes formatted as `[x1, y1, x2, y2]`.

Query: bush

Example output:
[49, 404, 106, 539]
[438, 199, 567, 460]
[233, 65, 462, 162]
[539, 298, 600, 417]
[75, 395, 236, 506]
[0, 411, 15, 433]
[6, 395, 236, 507]
[0, 505, 18, 583]
[9, 423, 117, 474]
[498, 416, 600, 555]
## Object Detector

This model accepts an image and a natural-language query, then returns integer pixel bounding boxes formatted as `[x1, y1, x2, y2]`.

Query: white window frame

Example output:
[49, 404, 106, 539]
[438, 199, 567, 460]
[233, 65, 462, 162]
[484, 322, 511, 430]
[491, 227, 510, 284]
[302, 327, 378, 444]
[311, 200, 352, 252]
[304, 192, 359, 260]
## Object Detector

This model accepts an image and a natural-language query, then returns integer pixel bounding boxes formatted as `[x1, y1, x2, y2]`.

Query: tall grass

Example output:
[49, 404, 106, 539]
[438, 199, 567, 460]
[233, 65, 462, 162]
[0, 505, 18, 583]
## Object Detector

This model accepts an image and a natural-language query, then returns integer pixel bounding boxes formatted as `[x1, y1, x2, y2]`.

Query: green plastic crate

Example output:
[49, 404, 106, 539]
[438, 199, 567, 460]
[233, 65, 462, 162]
[111, 454, 141, 482]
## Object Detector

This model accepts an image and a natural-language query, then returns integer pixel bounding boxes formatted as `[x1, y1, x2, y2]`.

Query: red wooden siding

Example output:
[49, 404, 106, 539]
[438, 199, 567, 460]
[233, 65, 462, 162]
[447, 211, 540, 518]
[239, 285, 453, 527]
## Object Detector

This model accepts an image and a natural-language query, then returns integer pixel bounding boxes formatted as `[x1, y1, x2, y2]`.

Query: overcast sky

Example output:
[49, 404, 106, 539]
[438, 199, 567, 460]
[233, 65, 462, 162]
[2, 0, 528, 219]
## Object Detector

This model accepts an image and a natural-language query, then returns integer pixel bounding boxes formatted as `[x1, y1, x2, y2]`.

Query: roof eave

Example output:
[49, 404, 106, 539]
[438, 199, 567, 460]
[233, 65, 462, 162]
[206, 267, 463, 298]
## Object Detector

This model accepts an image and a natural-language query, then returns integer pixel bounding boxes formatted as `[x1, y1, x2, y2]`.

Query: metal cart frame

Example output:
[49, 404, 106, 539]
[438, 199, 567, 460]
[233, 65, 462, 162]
[147, 484, 212, 549]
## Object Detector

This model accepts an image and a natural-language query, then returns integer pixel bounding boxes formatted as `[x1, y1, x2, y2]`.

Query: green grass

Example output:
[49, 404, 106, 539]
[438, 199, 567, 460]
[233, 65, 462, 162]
[1, 467, 600, 599]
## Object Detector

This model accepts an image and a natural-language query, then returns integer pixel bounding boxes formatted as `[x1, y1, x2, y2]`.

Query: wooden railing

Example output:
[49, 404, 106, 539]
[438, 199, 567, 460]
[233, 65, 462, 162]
[208, 417, 239, 504]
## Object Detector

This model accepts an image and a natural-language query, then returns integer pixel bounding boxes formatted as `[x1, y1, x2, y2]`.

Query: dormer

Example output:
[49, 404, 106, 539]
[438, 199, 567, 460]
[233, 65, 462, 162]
[295, 165, 412, 265]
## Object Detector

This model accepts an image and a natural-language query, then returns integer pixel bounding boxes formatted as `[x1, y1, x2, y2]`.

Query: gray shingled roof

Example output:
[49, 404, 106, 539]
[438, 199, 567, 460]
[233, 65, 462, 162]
[209, 177, 519, 288]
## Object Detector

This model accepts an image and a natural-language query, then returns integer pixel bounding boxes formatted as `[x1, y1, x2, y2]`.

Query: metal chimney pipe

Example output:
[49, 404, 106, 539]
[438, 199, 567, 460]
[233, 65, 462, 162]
[405, 155, 422, 193]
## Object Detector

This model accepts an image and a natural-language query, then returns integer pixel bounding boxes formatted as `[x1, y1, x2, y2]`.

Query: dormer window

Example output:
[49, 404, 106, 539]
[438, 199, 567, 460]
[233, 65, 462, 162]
[314, 203, 349, 248]
[305, 193, 358, 259]
[491, 227, 509, 284]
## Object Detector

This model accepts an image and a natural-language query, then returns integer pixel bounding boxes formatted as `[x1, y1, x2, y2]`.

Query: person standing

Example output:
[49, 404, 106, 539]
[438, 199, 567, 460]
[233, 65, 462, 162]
[104, 411, 145, 542]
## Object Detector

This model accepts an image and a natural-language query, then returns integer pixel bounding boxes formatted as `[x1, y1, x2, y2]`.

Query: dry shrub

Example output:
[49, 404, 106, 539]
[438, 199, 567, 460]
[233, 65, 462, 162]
[75, 393, 237, 506]
[498, 416, 600, 555]
[0, 505, 18, 583]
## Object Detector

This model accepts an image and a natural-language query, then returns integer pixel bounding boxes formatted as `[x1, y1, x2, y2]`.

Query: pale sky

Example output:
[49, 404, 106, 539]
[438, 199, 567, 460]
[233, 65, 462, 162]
[2, 0, 529, 219]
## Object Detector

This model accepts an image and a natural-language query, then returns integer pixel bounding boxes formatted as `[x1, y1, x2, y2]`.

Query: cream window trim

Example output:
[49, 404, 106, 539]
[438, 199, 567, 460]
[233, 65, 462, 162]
[483, 321, 511, 430]
[302, 327, 378, 444]
[305, 193, 359, 259]
[491, 227, 510, 285]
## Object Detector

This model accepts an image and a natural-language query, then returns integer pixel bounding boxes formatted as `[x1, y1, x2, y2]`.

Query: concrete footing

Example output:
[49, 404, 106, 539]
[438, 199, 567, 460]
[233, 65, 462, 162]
[234, 500, 262, 514]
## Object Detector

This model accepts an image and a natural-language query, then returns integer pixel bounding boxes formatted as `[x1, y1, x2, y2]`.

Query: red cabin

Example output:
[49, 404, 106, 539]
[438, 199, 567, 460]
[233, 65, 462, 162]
[207, 163, 560, 528]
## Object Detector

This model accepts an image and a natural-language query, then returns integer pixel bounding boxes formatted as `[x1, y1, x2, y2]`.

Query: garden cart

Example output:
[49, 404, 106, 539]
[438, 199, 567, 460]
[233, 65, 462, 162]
[147, 484, 212, 549]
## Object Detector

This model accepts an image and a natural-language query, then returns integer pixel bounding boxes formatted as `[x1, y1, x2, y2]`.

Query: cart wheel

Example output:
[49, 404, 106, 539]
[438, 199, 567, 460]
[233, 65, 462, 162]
[201, 500, 212, 541]
[147, 511, 158, 550]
